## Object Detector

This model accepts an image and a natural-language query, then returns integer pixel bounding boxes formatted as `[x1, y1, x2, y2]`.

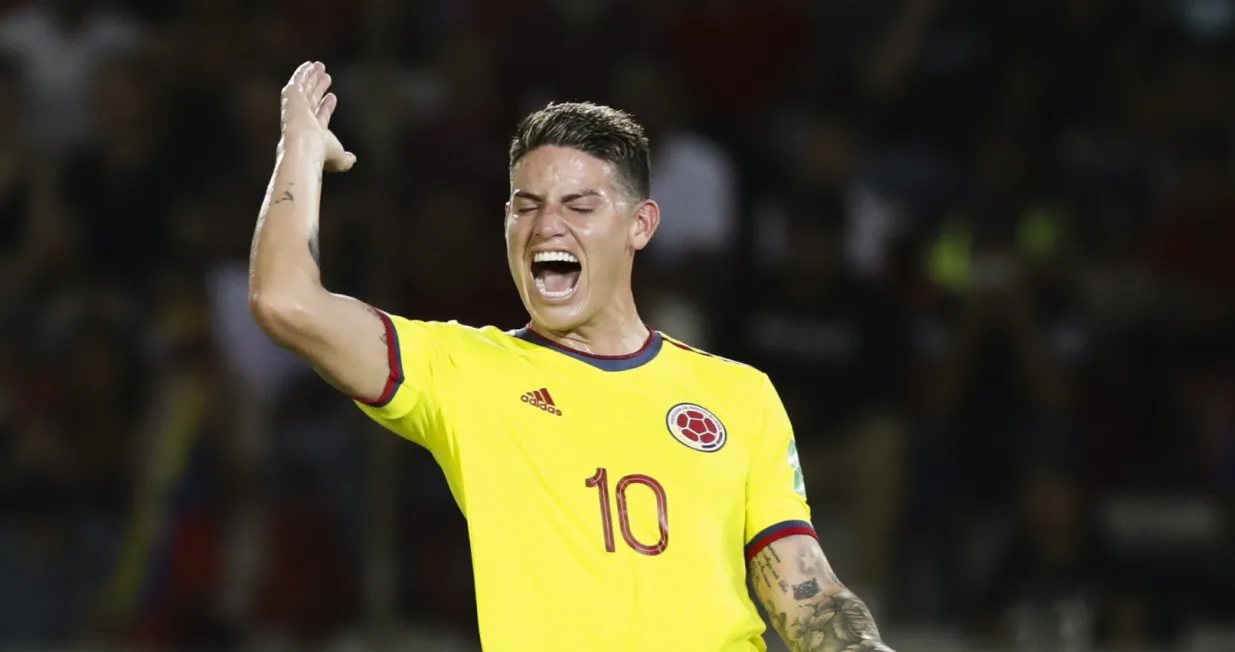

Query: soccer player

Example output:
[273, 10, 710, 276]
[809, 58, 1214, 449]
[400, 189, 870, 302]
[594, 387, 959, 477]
[250, 61, 896, 652]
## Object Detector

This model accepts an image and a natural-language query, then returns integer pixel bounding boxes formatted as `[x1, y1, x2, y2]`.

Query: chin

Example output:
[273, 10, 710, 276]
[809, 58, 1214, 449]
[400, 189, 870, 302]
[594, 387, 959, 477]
[519, 271, 589, 331]
[522, 285, 589, 331]
[527, 300, 588, 333]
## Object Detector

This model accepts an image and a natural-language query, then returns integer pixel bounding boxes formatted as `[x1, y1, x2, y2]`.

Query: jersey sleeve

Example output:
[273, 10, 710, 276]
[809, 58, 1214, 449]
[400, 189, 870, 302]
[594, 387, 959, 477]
[743, 374, 817, 561]
[352, 309, 459, 454]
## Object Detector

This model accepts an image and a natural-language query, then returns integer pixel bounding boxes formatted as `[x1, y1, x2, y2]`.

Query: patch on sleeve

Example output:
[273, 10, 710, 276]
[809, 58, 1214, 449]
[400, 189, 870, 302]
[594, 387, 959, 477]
[788, 440, 806, 497]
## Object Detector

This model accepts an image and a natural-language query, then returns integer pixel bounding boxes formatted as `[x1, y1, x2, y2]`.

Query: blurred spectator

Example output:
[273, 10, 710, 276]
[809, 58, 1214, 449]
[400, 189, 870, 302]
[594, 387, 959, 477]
[612, 56, 737, 346]
[740, 195, 909, 601]
[0, 0, 141, 151]
[0, 0, 1230, 649]
[973, 463, 1120, 651]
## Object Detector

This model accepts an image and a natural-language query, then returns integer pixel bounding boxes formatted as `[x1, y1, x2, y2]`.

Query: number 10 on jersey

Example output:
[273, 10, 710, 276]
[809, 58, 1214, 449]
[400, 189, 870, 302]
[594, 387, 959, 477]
[585, 468, 669, 556]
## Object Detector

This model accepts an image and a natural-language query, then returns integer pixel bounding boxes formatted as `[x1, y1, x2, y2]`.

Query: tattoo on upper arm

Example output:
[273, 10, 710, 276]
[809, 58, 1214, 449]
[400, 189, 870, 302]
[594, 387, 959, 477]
[379, 331, 391, 372]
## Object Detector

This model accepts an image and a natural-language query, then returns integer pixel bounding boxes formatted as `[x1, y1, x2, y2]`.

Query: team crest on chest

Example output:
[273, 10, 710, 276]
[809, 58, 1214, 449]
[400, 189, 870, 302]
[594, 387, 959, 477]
[666, 403, 727, 452]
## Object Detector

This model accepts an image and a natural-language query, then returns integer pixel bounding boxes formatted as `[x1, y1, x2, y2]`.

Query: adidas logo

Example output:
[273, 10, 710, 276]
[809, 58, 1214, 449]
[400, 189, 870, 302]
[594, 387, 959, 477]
[521, 388, 562, 416]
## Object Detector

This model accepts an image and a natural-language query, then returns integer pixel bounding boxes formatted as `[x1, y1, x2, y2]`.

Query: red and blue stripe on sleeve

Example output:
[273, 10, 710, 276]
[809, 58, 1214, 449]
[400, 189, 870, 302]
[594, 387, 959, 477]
[744, 520, 817, 561]
[355, 308, 404, 408]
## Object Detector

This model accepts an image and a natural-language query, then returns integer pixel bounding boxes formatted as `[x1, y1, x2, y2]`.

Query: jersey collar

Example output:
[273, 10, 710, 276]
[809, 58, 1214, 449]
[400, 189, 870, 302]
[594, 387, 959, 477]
[513, 326, 663, 372]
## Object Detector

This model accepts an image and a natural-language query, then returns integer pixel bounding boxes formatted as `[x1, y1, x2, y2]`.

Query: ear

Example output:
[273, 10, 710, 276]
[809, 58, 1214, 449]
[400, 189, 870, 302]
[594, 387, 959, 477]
[629, 199, 660, 251]
[504, 200, 516, 228]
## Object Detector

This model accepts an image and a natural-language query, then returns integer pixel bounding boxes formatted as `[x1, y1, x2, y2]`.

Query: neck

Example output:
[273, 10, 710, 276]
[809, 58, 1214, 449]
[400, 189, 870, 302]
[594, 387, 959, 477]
[532, 291, 650, 356]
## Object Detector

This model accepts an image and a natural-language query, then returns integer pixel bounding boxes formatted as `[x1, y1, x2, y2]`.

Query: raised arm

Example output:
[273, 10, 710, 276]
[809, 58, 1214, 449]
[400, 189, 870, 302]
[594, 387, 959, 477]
[249, 61, 388, 401]
[750, 534, 895, 652]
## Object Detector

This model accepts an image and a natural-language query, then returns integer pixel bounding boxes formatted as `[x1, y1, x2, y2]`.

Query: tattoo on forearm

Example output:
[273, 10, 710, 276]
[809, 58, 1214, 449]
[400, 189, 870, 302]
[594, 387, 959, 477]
[786, 590, 889, 652]
[792, 578, 821, 600]
[754, 553, 785, 590]
[751, 542, 894, 652]
[274, 184, 295, 205]
[308, 226, 320, 266]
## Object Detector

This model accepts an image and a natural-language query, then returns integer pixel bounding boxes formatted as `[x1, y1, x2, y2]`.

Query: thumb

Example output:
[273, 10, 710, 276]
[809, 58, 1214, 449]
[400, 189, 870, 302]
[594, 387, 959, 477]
[328, 152, 357, 173]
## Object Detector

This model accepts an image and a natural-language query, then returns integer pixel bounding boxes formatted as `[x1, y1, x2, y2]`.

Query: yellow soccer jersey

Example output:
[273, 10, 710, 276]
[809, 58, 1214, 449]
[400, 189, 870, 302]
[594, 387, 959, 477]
[355, 310, 815, 652]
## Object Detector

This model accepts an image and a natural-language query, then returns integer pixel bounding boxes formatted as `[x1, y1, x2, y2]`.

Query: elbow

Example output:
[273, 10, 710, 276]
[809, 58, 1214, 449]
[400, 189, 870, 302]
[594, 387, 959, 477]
[249, 290, 315, 346]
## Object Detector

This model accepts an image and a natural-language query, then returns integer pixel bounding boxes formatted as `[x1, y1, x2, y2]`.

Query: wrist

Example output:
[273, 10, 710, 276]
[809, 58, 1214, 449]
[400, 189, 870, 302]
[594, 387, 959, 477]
[277, 134, 326, 166]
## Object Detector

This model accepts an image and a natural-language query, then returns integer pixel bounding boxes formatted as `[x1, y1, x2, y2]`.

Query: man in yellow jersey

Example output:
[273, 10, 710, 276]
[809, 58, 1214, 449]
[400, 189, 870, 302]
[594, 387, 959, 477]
[250, 61, 897, 652]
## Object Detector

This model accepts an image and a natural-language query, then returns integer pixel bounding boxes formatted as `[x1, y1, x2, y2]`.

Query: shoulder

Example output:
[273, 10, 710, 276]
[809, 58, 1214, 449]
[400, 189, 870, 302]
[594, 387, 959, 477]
[381, 314, 522, 353]
[660, 332, 770, 387]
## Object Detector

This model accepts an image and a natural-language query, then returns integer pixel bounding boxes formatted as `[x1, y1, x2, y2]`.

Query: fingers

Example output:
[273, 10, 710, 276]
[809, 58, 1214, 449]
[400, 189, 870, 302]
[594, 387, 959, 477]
[284, 61, 341, 136]
[291, 61, 329, 100]
[291, 60, 314, 86]
[317, 92, 338, 127]
[310, 72, 332, 110]
[317, 70, 333, 98]
[305, 65, 321, 103]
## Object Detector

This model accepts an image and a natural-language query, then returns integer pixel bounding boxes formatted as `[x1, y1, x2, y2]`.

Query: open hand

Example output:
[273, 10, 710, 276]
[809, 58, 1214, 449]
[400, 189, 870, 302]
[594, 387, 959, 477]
[280, 61, 356, 173]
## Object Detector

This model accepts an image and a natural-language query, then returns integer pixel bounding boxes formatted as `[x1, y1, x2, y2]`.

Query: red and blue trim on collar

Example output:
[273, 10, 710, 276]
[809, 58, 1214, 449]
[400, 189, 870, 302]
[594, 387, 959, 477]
[513, 326, 663, 372]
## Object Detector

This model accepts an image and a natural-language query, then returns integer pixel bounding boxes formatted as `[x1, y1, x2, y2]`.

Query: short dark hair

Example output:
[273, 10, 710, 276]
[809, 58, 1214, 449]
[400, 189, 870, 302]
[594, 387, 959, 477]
[509, 102, 651, 200]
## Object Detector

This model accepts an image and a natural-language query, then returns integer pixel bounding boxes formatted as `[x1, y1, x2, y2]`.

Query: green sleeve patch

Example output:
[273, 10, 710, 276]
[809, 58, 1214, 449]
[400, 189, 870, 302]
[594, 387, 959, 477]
[788, 440, 806, 497]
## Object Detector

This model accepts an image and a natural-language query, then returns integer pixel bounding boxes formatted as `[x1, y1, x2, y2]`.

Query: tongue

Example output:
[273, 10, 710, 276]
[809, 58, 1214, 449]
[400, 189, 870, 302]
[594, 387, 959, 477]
[541, 269, 580, 293]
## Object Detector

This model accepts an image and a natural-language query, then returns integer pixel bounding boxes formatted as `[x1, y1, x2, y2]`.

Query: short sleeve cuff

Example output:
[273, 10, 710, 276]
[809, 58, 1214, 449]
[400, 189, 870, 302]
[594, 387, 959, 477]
[353, 308, 412, 419]
[744, 520, 817, 561]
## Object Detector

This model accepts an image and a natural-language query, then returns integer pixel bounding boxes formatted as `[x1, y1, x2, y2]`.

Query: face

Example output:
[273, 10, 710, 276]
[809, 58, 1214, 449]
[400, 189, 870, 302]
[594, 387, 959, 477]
[506, 146, 658, 332]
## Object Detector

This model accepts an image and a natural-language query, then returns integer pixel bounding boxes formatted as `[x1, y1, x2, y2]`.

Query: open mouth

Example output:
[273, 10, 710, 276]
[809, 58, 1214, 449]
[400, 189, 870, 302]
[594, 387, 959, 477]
[530, 251, 582, 299]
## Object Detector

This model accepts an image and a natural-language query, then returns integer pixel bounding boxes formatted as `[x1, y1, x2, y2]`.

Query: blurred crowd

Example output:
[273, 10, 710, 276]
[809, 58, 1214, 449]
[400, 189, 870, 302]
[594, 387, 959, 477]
[0, 0, 1233, 650]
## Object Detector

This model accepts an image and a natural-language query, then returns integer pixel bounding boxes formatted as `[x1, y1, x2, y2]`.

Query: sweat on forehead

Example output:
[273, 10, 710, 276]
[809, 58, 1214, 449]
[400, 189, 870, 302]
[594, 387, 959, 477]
[510, 147, 637, 206]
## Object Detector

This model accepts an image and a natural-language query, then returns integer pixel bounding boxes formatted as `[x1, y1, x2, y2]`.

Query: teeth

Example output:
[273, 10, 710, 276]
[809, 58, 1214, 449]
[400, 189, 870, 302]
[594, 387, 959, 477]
[534, 277, 577, 299]
[533, 251, 579, 264]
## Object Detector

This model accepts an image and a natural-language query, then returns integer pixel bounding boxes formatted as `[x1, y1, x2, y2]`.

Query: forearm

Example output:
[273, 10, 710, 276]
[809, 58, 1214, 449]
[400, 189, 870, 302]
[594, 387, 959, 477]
[245, 62, 389, 399]
[750, 535, 895, 652]
[250, 137, 326, 304]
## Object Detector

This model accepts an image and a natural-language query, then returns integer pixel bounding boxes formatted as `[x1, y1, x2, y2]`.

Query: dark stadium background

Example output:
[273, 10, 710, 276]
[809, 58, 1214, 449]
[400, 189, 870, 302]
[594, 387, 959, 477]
[1, 0, 1233, 650]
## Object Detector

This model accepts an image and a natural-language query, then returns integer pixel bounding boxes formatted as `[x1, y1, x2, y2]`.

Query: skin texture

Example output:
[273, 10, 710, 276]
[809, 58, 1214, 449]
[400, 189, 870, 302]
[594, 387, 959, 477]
[505, 145, 660, 355]
[254, 63, 895, 652]
[249, 62, 389, 401]
[750, 534, 895, 652]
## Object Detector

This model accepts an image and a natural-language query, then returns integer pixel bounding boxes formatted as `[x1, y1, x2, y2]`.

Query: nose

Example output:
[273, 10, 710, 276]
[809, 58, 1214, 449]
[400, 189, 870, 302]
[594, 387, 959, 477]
[531, 204, 569, 240]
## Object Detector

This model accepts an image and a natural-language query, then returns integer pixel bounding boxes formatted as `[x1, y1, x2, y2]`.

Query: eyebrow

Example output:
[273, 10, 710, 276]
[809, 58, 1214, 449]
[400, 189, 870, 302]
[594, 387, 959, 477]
[511, 189, 603, 203]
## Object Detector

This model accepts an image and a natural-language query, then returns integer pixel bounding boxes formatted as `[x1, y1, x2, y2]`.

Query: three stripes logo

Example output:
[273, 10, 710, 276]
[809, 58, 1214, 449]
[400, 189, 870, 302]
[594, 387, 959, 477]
[521, 387, 562, 416]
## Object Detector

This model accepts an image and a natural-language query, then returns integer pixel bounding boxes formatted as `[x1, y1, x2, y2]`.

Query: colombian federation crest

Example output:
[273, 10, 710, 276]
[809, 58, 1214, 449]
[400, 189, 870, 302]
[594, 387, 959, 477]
[666, 403, 727, 453]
